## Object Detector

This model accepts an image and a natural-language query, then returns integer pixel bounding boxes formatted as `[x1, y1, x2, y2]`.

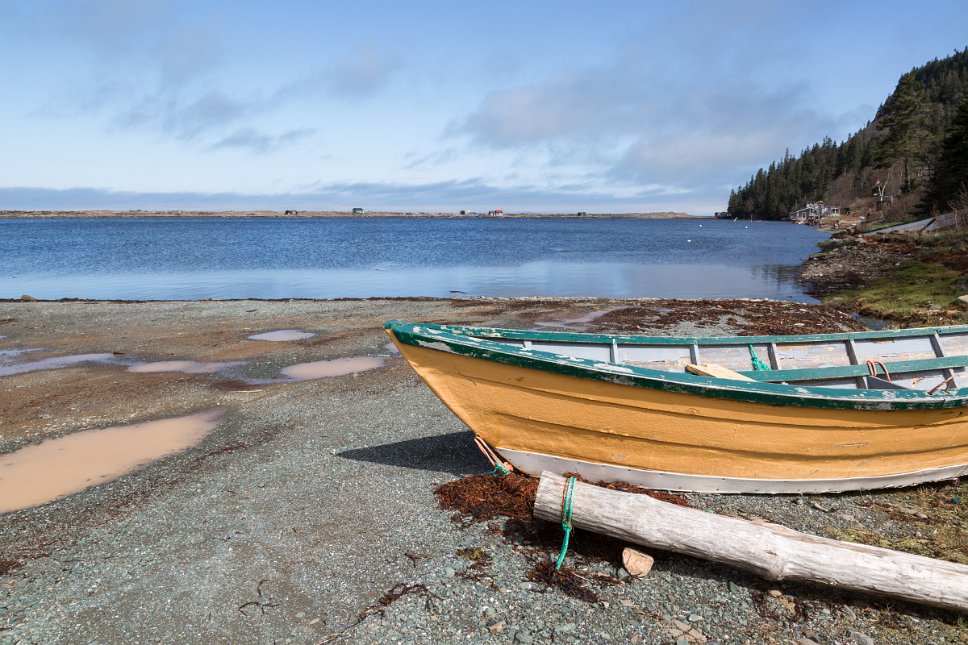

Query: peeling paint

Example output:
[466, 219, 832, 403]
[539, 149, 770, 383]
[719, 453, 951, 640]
[385, 321, 968, 412]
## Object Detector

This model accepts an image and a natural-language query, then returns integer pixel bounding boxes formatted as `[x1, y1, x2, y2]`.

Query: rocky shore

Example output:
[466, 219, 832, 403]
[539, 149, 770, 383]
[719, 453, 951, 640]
[0, 298, 965, 643]
[799, 230, 968, 327]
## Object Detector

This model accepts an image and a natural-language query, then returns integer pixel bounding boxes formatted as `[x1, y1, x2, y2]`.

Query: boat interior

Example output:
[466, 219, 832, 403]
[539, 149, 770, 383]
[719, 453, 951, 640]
[459, 327, 968, 393]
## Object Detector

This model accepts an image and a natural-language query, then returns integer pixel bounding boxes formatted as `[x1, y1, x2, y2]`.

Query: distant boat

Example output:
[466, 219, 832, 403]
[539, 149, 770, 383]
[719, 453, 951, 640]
[386, 321, 968, 494]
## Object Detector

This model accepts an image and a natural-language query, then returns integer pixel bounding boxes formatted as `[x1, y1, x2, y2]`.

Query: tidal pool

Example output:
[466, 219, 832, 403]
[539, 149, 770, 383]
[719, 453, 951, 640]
[247, 330, 316, 341]
[0, 353, 116, 377]
[0, 410, 224, 513]
[129, 360, 245, 374]
[280, 356, 386, 381]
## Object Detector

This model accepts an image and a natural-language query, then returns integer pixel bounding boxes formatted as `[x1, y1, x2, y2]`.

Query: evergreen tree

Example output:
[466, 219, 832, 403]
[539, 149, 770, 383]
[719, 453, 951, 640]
[876, 72, 929, 192]
[724, 49, 968, 220]
[920, 95, 968, 213]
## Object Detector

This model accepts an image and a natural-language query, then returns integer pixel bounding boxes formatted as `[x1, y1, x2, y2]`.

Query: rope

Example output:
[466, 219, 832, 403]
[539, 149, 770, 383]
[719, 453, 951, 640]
[927, 376, 957, 396]
[491, 462, 511, 476]
[866, 360, 891, 381]
[748, 345, 770, 371]
[473, 436, 512, 476]
[554, 476, 577, 570]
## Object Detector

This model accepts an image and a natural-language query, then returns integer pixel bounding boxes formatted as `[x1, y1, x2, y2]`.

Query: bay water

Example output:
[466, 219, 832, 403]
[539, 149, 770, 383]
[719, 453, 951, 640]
[0, 217, 827, 301]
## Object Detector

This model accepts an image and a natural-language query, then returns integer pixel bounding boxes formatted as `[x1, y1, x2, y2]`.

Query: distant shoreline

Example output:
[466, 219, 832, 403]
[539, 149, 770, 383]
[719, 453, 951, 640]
[0, 209, 696, 220]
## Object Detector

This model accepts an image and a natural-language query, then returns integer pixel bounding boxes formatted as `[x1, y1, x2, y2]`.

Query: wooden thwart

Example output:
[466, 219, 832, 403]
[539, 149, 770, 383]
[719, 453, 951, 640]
[534, 472, 968, 613]
[685, 363, 756, 381]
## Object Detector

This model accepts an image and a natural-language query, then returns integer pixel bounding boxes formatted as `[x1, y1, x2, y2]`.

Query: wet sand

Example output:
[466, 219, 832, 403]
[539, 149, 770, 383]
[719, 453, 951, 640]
[0, 298, 963, 643]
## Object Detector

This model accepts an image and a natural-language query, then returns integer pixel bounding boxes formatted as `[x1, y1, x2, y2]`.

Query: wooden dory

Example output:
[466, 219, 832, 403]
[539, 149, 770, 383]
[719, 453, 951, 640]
[385, 320, 968, 493]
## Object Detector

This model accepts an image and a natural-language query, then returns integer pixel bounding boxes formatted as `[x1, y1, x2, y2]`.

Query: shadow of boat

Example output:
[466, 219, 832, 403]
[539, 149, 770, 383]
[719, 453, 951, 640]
[337, 431, 489, 476]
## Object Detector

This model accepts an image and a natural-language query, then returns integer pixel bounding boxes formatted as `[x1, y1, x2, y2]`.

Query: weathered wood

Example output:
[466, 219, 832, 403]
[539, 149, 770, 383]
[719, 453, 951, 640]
[685, 363, 756, 381]
[534, 472, 968, 613]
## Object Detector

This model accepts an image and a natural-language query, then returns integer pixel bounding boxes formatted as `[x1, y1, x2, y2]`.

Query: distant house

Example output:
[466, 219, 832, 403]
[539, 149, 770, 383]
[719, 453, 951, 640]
[713, 211, 731, 219]
[577, 211, 587, 216]
[790, 201, 839, 223]
[352, 207, 365, 214]
[487, 209, 505, 216]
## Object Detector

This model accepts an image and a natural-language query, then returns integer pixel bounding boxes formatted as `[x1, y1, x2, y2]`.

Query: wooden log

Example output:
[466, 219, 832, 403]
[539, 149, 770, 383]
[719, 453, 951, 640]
[534, 471, 968, 613]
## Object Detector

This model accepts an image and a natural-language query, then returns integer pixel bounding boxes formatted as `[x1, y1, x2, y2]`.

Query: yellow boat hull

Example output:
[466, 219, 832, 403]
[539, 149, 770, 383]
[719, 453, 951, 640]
[389, 333, 968, 493]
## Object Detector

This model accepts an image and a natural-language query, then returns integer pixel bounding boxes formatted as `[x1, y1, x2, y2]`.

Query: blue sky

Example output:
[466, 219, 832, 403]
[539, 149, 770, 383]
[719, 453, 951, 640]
[1, 1, 966, 214]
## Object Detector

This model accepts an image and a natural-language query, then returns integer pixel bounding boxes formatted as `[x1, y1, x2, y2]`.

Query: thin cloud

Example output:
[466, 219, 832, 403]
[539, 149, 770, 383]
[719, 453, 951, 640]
[456, 38, 836, 193]
[210, 127, 315, 153]
[0, 180, 711, 213]
[277, 44, 404, 101]
[113, 90, 259, 140]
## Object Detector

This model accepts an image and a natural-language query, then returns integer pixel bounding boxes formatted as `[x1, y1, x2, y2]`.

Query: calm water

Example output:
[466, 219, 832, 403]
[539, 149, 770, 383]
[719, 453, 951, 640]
[0, 217, 827, 301]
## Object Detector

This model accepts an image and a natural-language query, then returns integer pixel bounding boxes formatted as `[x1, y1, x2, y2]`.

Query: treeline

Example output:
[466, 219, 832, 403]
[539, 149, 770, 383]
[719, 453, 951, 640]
[727, 48, 968, 220]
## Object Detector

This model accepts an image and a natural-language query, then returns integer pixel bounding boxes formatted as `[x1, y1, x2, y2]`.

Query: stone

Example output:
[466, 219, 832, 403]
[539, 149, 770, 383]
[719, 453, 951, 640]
[514, 630, 534, 644]
[688, 614, 703, 622]
[557, 623, 576, 633]
[928, 304, 942, 311]
[848, 631, 874, 645]
[957, 295, 968, 308]
[767, 589, 783, 598]
[666, 619, 707, 644]
[622, 547, 655, 579]
[486, 619, 505, 635]
[443, 567, 456, 578]
[727, 581, 742, 594]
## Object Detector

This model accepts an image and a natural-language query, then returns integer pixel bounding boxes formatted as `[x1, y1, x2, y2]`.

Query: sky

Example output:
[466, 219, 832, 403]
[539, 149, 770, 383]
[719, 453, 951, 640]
[1, 1, 966, 215]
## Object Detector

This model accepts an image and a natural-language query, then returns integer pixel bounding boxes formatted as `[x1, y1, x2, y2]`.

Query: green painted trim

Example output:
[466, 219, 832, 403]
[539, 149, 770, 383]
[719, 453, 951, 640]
[430, 322, 968, 347]
[384, 321, 968, 411]
[740, 355, 968, 382]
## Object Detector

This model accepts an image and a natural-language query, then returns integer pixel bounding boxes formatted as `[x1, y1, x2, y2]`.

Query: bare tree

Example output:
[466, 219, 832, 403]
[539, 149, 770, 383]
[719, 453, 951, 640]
[950, 181, 968, 229]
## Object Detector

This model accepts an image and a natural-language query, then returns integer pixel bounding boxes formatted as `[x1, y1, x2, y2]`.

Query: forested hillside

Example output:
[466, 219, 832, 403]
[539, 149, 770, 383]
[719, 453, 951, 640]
[726, 48, 968, 221]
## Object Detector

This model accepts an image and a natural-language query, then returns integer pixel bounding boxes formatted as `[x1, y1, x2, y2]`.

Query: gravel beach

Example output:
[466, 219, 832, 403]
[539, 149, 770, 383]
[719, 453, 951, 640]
[0, 298, 965, 644]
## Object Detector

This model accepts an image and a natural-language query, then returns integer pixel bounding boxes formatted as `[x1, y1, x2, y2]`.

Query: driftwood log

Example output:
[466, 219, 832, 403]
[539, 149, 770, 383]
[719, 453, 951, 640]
[534, 471, 968, 613]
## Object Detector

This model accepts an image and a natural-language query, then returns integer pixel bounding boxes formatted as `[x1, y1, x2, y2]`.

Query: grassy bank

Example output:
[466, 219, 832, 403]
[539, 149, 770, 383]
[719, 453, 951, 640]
[803, 230, 968, 327]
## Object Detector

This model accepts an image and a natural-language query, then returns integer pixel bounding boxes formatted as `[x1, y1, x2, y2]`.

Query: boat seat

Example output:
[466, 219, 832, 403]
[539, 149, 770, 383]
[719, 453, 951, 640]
[739, 354, 968, 383]
[685, 363, 756, 381]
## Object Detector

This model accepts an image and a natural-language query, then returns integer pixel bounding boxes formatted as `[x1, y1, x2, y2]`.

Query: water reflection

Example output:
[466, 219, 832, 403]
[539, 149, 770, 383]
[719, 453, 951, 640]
[1, 218, 827, 301]
[247, 330, 316, 341]
[280, 356, 386, 381]
[129, 360, 246, 374]
[3, 261, 816, 301]
[0, 353, 117, 377]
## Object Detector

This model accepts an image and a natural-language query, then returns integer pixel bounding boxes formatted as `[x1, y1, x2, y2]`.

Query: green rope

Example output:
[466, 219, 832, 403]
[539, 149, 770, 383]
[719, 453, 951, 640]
[554, 476, 577, 570]
[490, 462, 510, 476]
[748, 344, 770, 371]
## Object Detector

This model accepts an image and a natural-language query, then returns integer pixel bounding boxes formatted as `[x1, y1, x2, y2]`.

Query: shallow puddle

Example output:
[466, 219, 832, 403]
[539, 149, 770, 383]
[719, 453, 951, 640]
[247, 329, 316, 341]
[281, 356, 385, 381]
[0, 353, 116, 377]
[0, 410, 224, 513]
[0, 348, 41, 360]
[129, 360, 245, 374]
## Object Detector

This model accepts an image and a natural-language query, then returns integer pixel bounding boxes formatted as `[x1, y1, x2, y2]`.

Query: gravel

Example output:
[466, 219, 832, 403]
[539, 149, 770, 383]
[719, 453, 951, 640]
[0, 298, 965, 643]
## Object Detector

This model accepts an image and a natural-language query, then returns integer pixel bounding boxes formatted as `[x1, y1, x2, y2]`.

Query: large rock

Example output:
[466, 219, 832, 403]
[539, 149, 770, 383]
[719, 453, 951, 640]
[622, 547, 655, 578]
[957, 295, 968, 308]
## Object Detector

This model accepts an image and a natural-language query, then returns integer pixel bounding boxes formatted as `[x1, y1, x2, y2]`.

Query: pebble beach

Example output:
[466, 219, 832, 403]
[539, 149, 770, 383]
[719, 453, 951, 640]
[0, 297, 965, 644]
